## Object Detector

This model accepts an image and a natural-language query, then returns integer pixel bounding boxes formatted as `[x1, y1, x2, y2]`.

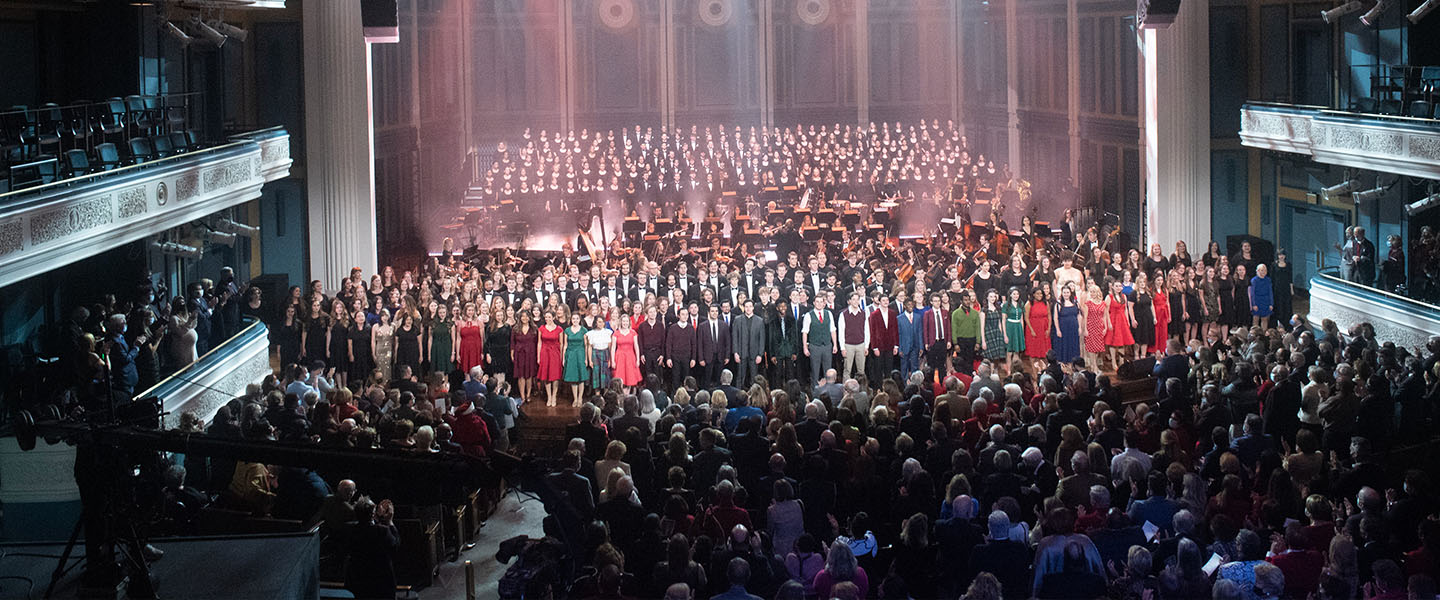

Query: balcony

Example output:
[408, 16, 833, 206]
[0, 127, 291, 285]
[1240, 102, 1440, 180]
[147, 316, 273, 425]
[1308, 268, 1440, 352]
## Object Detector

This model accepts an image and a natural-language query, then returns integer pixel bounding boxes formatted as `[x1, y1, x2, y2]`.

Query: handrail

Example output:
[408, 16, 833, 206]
[139, 316, 267, 402]
[0, 92, 204, 118]
[0, 137, 250, 202]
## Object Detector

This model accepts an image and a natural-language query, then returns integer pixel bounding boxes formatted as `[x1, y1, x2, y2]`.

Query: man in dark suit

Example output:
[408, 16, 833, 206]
[732, 300, 767, 389]
[666, 307, 698, 390]
[697, 305, 732, 387]
[543, 450, 596, 520]
[1153, 339, 1190, 399]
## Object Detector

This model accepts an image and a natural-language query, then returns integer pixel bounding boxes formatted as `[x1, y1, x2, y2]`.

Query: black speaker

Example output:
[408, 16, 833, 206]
[1225, 235, 1275, 267]
[248, 273, 290, 323]
[362, 0, 399, 43]
[1138, 0, 1182, 28]
[1117, 356, 1157, 381]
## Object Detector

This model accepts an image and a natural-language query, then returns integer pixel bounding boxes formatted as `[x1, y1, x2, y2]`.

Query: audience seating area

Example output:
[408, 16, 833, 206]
[0, 93, 203, 194]
[1345, 64, 1440, 119]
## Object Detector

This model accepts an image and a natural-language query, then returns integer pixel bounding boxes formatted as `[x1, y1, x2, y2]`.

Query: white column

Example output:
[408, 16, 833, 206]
[303, 0, 377, 288]
[1004, 0, 1021, 177]
[1142, 0, 1211, 249]
[761, 0, 776, 130]
[1140, 0, 1209, 250]
[952, 0, 965, 133]
[1067, 0, 1080, 183]
[662, 0, 677, 130]
[854, 0, 869, 125]
[559, 2, 576, 132]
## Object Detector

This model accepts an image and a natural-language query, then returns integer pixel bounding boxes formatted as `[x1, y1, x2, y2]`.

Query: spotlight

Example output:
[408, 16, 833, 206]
[1408, 193, 1440, 216]
[1410, 0, 1439, 23]
[208, 19, 248, 42]
[1352, 186, 1387, 203]
[1360, 0, 1391, 26]
[214, 218, 259, 236]
[159, 19, 192, 47]
[151, 240, 202, 259]
[188, 16, 226, 47]
[1322, 0, 1364, 23]
[1322, 179, 1361, 198]
[205, 230, 237, 247]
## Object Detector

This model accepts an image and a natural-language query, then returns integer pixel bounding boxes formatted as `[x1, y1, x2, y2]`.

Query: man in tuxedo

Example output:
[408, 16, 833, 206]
[732, 300, 767, 389]
[697, 305, 732, 387]
[675, 261, 697, 303]
[868, 293, 898, 384]
[739, 259, 761, 299]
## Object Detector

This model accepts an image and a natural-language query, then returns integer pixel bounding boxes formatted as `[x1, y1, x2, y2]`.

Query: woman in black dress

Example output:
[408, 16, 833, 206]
[274, 303, 303, 367]
[1272, 250, 1293, 326]
[1216, 264, 1234, 337]
[348, 310, 374, 385]
[1167, 271, 1187, 341]
[327, 299, 351, 389]
[1131, 276, 1156, 358]
[485, 308, 514, 381]
[1184, 271, 1204, 342]
[393, 312, 422, 378]
[1230, 264, 1252, 331]
[301, 311, 331, 367]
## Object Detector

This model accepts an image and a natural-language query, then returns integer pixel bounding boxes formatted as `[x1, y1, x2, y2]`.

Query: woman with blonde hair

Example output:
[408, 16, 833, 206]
[1080, 283, 1107, 369]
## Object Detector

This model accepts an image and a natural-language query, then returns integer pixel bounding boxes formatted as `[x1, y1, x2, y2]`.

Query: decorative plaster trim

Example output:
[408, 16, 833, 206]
[1308, 274, 1440, 352]
[0, 132, 291, 285]
[1240, 105, 1440, 180]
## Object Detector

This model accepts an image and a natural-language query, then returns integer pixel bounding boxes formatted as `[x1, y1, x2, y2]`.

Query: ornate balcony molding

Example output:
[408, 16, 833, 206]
[1309, 270, 1440, 353]
[0, 129, 291, 285]
[147, 317, 273, 427]
[1241, 103, 1440, 180]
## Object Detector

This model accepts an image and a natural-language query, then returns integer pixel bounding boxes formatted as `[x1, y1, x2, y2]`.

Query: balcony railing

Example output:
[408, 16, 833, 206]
[146, 316, 272, 427]
[1240, 102, 1440, 180]
[0, 127, 291, 285]
[1309, 267, 1440, 353]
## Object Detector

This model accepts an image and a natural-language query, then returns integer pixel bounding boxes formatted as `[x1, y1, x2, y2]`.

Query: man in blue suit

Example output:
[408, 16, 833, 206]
[1153, 339, 1190, 399]
[897, 298, 925, 378]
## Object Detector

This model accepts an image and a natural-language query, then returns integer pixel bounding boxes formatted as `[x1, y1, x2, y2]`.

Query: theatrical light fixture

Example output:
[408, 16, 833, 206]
[1360, 0, 1391, 26]
[1406, 193, 1440, 216]
[1352, 186, 1387, 203]
[1411, 0, 1440, 23]
[208, 19, 248, 42]
[188, 15, 227, 47]
[1322, 0, 1364, 23]
[150, 240, 202, 260]
[204, 230, 237, 247]
[159, 19, 192, 46]
[214, 217, 259, 236]
[1322, 179, 1361, 198]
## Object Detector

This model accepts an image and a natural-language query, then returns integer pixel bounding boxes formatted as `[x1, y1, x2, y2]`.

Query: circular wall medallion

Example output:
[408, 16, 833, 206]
[699, 0, 733, 27]
[796, 0, 831, 26]
[156, 181, 168, 206]
[598, 0, 636, 30]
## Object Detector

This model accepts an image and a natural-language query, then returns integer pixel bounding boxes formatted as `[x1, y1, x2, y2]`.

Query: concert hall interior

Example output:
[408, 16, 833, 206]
[3, 1, 1440, 599]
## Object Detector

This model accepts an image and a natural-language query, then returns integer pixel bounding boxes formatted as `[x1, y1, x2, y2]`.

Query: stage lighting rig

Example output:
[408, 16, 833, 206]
[213, 217, 259, 236]
[207, 18, 248, 42]
[187, 15, 226, 47]
[1322, 178, 1362, 199]
[1407, 192, 1440, 216]
[158, 18, 192, 46]
[1352, 185, 1388, 203]
[1322, 0, 1363, 23]
[150, 240, 202, 259]
[1360, 0, 1392, 26]
[1411, 0, 1440, 22]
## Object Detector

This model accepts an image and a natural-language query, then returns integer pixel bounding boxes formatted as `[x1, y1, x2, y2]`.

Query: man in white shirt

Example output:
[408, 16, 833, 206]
[836, 294, 871, 381]
[801, 296, 838, 388]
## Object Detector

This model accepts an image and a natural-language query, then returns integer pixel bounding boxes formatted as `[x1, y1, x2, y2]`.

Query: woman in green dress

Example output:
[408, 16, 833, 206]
[1002, 286, 1027, 369]
[979, 288, 1008, 371]
[561, 311, 591, 407]
[428, 303, 455, 377]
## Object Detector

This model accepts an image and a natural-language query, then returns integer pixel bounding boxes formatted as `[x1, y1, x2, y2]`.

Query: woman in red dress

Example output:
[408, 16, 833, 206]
[1083, 284, 1109, 370]
[510, 310, 539, 402]
[457, 302, 486, 375]
[536, 310, 564, 406]
[1023, 287, 1051, 359]
[611, 315, 642, 391]
[1104, 280, 1135, 370]
[1150, 274, 1171, 355]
